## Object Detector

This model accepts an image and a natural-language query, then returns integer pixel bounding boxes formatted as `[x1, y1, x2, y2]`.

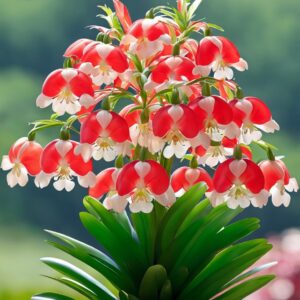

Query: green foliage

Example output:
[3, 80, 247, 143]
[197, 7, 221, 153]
[34, 187, 274, 299]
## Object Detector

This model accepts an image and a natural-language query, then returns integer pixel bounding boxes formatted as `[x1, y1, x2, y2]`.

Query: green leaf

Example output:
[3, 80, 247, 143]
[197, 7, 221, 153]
[156, 184, 206, 256]
[45, 230, 136, 293]
[207, 23, 225, 32]
[179, 239, 272, 299]
[188, 0, 203, 19]
[138, 265, 168, 300]
[41, 257, 117, 300]
[215, 275, 275, 300]
[225, 261, 277, 288]
[80, 212, 146, 283]
[32, 293, 75, 300]
[43, 275, 99, 300]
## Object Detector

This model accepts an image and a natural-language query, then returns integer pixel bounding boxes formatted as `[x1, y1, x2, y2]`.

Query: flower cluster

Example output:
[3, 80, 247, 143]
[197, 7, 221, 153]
[1, 0, 298, 213]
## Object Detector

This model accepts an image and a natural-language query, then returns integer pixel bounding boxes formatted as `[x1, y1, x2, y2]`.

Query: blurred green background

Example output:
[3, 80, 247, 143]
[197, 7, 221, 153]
[0, 0, 299, 298]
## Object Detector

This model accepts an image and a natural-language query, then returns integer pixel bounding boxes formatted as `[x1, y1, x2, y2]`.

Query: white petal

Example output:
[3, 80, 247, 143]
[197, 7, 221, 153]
[103, 148, 118, 162]
[155, 186, 176, 207]
[251, 190, 269, 208]
[229, 160, 247, 177]
[78, 171, 96, 188]
[61, 69, 78, 82]
[79, 62, 94, 75]
[224, 122, 240, 139]
[1, 156, 14, 171]
[193, 65, 211, 77]
[173, 142, 190, 159]
[231, 58, 248, 71]
[134, 161, 151, 178]
[214, 66, 234, 80]
[54, 178, 75, 192]
[104, 195, 128, 213]
[52, 101, 67, 116]
[74, 143, 93, 163]
[129, 201, 153, 213]
[34, 172, 53, 189]
[227, 198, 240, 209]
[256, 119, 280, 133]
[55, 140, 73, 157]
[96, 111, 112, 129]
[79, 94, 95, 108]
[285, 178, 299, 193]
[7, 171, 18, 188]
[36, 94, 52, 108]
[168, 105, 184, 123]
[65, 101, 81, 115]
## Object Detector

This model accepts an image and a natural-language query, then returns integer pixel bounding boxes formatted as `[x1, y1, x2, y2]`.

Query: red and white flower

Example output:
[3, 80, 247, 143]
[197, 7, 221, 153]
[75, 110, 130, 162]
[121, 18, 172, 60]
[259, 159, 298, 207]
[80, 42, 129, 86]
[189, 95, 239, 141]
[171, 166, 213, 196]
[36, 68, 95, 115]
[152, 104, 200, 158]
[64, 38, 95, 61]
[1, 138, 43, 187]
[208, 158, 269, 209]
[116, 160, 175, 213]
[144, 56, 199, 92]
[89, 168, 128, 213]
[120, 104, 163, 154]
[231, 97, 280, 144]
[35, 139, 96, 192]
[195, 36, 248, 79]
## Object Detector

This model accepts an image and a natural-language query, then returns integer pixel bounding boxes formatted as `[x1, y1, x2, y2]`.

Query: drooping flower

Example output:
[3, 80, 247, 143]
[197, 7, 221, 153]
[35, 139, 96, 192]
[259, 159, 298, 207]
[195, 36, 248, 79]
[152, 104, 200, 158]
[116, 160, 175, 213]
[144, 56, 199, 92]
[36, 68, 95, 115]
[75, 110, 130, 162]
[64, 38, 95, 61]
[89, 167, 128, 213]
[230, 97, 279, 144]
[208, 158, 269, 209]
[80, 42, 129, 86]
[121, 18, 172, 60]
[171, 166, 213, 196]
[120, 104, 164, 154]
[188, 95, 239, 141]
[1, 138, 43, 187]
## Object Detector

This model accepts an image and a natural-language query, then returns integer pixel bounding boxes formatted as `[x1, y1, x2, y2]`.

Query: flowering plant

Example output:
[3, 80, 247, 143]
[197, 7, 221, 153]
[1, 0, 298, 299]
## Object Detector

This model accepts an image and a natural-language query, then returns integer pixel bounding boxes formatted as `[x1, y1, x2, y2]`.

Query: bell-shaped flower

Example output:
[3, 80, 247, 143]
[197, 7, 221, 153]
[120, 104, 164, 154]
[230, 97, 279, 144]
[36, 68, 95, 115]
[121, 18, 172, 60]
[171, 166, 213, 197]
[80, 42, 129, 86]
[189, 95, 239, 141]
[64, 39, 95, 61]
[116, 160, 175, 213]
[259, 159, 298, 207]
[144, 56, 199, 93]
[89, 167, 128, 213]
[1, 137, 43, 188]
[208, 158, 269, 209]
[195, 36, 248, 79]
[152, 104, 200, 158]
[35, 139, 96, 192]
[75, 110, 130, 162]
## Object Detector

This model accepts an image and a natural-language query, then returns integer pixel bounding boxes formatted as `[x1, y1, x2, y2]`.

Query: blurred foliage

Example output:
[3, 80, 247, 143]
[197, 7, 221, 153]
[0, 0, 299, 297]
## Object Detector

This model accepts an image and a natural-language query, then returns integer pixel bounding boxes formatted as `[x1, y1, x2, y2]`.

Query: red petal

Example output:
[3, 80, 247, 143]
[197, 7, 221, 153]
[218, 36, 240, 64]
[42, 69, 66, 97]
[196, 37, 220, 66]
[106, 48, 129, 73]
[80, 113, 101, 144]
[240, 159, 265, 193]
[69, 71, 94, 97]
[245, 97, 272, 125]
[116, 161, 140, 195]
[259, 160, 285, 190]
[41, 140, 62, 173]
[106, 112, 130, 142]
[213, 158, 235, 193]
[64, 39, 94, 60]
[89, 168, 117, 198]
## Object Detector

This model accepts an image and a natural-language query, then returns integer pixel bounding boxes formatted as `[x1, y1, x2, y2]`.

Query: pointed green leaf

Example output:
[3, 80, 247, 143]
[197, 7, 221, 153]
[41, 257, 117, 300]
[215, 275, 275, 300]
[32, 293, 75, 300]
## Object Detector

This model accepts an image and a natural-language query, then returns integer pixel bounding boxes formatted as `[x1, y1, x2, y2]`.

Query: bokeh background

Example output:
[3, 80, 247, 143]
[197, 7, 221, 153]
[0, 0, 299, 299]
